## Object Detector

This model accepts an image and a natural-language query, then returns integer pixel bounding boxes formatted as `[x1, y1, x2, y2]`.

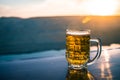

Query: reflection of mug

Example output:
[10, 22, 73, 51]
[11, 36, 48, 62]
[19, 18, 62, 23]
[66, 29, 102, 69]
[66, 68, 95, 80]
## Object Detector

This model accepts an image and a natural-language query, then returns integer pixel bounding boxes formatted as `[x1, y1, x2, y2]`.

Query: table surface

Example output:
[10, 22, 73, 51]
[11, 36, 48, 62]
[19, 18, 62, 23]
[0, 47, 120, 80]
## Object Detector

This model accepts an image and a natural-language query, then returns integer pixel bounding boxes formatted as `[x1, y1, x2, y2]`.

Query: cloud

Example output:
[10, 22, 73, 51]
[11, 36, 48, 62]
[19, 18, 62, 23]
[0, 5, 15, 16]
[0, 0, 87, 18]
[0, 0, 119, 18]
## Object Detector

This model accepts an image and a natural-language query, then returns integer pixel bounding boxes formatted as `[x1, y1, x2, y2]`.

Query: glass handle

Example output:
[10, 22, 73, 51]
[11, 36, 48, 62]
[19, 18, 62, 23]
[88, 38, 102, 65]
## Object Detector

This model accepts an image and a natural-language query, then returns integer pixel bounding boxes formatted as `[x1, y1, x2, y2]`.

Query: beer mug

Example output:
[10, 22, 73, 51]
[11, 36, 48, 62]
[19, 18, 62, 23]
[66, 29, 102, 69]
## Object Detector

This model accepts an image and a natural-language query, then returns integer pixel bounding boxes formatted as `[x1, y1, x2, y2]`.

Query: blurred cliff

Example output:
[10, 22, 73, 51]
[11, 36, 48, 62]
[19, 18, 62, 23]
[0, 16, 120, 54]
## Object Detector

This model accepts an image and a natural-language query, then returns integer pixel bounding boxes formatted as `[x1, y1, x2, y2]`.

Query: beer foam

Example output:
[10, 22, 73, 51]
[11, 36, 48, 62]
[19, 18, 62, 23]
[67, 30, 90, 35]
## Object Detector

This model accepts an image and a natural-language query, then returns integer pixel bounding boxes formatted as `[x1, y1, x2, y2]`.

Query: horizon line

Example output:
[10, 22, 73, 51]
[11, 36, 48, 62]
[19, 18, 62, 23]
[0, 15, 120, 19]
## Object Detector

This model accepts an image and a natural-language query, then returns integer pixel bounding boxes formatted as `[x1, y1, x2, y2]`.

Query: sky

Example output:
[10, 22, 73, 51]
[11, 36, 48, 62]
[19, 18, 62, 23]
[0, 0, 120, 18]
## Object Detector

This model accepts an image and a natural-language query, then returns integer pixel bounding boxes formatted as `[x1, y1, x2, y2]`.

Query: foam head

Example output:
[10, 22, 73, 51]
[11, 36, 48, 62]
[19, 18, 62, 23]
[66, 29, 90, 35]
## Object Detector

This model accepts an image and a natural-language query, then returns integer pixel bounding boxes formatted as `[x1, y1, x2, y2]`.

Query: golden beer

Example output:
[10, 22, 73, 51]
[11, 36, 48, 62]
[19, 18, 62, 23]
[66, 69, 89, 80]
[66, 31, 90, 65]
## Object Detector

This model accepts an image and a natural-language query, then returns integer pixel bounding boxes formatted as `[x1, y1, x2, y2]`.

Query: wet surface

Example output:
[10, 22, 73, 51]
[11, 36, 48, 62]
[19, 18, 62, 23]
[0, 47, 120, 80]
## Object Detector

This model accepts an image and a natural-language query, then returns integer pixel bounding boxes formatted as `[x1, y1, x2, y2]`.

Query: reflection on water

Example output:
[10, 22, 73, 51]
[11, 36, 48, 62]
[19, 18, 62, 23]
[100, 49, 112, 80]
[66, 68, 95, 80]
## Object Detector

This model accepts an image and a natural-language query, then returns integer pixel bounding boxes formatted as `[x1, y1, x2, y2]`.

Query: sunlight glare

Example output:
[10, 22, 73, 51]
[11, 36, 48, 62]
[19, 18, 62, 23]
[100, 49, 112, 79]
[84, 0, 118, 16]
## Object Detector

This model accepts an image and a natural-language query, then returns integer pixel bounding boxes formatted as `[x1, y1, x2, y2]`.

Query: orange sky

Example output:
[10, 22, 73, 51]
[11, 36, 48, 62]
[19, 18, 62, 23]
[0, 0, 120, 18]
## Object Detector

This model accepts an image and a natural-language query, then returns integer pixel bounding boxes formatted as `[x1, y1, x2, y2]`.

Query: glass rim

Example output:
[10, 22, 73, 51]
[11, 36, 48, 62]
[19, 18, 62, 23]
[66, 29, 90, 32]
[66, 29, 90, 35]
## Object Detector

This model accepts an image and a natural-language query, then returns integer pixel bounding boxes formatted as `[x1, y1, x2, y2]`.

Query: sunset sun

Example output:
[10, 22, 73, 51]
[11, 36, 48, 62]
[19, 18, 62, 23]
[84, 0, 118, 16]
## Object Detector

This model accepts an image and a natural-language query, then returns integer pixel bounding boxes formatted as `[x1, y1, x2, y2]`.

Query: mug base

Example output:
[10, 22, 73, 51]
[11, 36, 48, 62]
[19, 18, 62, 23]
[68, 64, 87, 69]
